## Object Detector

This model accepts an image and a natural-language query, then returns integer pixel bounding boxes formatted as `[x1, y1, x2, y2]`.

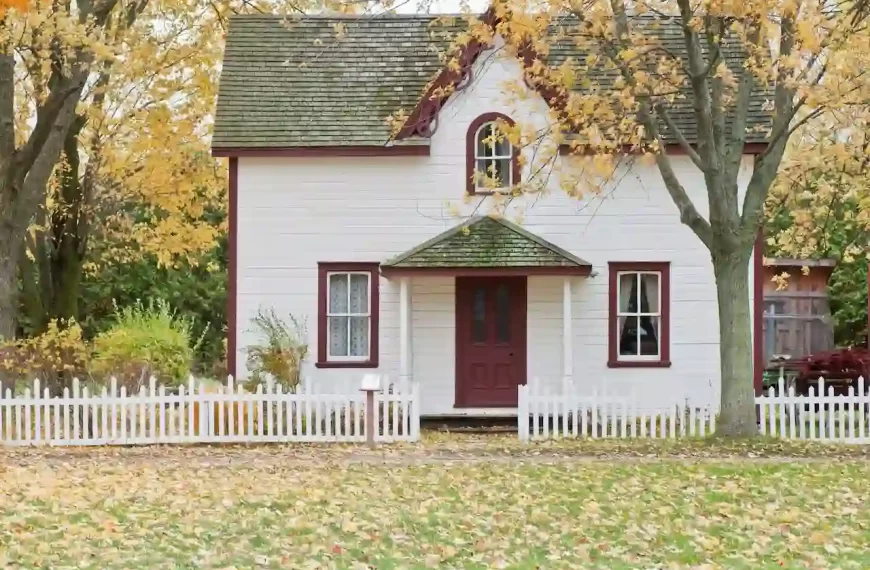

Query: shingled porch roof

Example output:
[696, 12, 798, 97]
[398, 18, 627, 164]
[380, 216, 593, 276]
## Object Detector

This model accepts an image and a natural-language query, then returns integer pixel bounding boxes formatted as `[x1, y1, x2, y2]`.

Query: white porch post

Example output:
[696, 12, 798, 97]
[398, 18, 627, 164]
[562, 277, 573, 390]
[399, 277, 412, 385]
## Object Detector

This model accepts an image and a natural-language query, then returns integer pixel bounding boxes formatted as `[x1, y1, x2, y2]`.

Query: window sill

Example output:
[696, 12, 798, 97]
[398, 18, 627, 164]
[607, 360, 672, 369]
[470, 189, 512, 196]
[315, 360, 379, 369]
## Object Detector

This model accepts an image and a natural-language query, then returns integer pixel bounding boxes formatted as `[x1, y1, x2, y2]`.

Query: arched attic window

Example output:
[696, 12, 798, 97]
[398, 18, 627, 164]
[466, 113, 521, 194]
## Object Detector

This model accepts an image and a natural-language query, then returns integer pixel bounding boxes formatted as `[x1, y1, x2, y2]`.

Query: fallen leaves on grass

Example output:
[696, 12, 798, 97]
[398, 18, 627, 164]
[1, 445, 870, 569]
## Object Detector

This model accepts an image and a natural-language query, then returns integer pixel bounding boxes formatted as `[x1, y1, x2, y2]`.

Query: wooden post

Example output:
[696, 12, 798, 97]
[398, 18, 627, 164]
[360, 374, 381, 448]
[562, 277, 573, 391]
[363, 389, 375, 448]
[399, 277, 411, 385]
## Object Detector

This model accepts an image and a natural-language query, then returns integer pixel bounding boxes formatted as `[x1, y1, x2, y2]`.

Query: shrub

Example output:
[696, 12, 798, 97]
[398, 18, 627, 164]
[0, 320, 89, 393]
[91, 300, 202, 389]
[245, 308, 308, 392]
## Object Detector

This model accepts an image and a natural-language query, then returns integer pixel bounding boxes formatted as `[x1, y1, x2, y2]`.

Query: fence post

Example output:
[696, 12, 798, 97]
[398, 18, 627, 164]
[361, 373, 381, 447]
[518, 383, 528, 442]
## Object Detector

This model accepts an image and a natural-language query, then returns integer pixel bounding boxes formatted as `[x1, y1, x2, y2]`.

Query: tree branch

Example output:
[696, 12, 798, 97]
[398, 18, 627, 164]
[653, 102, 705, 170]
[722, 17, 761, 189]
[739, 11, 798, 241]
[638, 101, 714, 248]
[704, 16, 726, 154]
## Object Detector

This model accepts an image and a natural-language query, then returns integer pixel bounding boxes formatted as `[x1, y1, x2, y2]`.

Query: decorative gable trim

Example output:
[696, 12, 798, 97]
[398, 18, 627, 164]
[392, 10, 770, 157]
[393, 9, 499, 140]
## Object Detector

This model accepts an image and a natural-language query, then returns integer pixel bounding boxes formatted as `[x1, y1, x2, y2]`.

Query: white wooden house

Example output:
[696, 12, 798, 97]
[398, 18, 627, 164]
[211, 12, 769, 415]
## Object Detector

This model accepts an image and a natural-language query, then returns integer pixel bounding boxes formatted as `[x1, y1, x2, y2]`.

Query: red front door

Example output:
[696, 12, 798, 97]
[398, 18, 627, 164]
[455, 276, 527, 407]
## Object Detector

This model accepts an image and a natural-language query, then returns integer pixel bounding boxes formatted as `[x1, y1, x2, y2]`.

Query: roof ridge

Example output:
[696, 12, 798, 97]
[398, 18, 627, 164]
[487, 216, 591, 267]
[381, 215, 593, 270]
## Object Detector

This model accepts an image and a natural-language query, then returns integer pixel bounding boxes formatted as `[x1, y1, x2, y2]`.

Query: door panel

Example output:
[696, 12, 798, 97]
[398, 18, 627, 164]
[455, 277, 527, 407]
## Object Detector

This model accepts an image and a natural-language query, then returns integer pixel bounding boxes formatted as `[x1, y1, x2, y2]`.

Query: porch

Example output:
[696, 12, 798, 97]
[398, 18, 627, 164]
[380, 216, 593, 415]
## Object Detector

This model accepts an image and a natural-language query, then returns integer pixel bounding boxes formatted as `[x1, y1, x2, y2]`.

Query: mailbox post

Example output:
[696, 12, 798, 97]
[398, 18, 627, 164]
[360, 374, 382, 448]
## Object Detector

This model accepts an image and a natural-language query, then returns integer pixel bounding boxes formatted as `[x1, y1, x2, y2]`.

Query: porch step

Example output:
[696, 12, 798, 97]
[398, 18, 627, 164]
[422, 416, 517, 433]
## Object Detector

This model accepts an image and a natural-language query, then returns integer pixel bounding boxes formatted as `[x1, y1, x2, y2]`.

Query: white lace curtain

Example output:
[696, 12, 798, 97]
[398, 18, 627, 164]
[328, 273, 369, 357]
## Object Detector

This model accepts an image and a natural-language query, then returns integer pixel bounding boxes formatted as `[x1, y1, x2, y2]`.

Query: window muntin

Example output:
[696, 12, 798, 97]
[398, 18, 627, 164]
[327, 272, 371, 360]
[616, 271, 662, 360]
[474, 121, 513, 191]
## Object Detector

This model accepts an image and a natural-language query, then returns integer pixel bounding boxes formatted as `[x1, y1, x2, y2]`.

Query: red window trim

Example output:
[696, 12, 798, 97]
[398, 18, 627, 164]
[607, 261, 671, 368]
[466, 112, 521, 195]
[316, 262, 380, 369]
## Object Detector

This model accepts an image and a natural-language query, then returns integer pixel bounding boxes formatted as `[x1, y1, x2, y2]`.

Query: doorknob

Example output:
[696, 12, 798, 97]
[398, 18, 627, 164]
[509, 352, 515, 357]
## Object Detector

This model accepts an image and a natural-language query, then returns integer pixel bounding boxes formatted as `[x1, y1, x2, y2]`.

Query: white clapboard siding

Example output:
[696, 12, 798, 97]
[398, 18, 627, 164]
[517, 377, 715, 442]
[0, 376, 420, 447]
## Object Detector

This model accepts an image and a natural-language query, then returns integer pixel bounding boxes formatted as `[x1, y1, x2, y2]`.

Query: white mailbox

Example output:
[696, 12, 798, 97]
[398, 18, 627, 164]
[360, 373, 382, 392]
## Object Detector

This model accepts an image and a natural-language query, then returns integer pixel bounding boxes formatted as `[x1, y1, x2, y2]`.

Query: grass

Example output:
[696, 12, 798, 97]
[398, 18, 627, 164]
[2, 438, 870, 569]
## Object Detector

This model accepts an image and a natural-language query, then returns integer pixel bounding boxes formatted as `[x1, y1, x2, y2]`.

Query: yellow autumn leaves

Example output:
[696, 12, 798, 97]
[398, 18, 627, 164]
[0, 0, 27, 17]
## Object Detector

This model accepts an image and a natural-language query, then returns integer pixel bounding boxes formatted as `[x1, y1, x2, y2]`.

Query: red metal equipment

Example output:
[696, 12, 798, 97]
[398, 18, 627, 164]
[788, 347, 870, 396]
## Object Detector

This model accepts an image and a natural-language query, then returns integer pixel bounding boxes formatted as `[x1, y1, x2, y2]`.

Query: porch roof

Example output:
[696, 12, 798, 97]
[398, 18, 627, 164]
[380, 216, 593, 276]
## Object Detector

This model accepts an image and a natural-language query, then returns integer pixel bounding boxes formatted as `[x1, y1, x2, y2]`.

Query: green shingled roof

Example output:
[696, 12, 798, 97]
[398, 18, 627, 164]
[381, 216, 593, 270]
[213, 14, 772, 149]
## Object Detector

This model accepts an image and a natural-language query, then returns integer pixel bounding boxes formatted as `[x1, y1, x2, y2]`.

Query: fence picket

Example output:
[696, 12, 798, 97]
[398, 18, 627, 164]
[52, 392, 60, 443]
[816, 378, 825, 440]
[0, 375, 421, 446]
[777, 378, 788, 437]
[851, 384, 858, 441]
[767, 386, 776, 436]
[860, 377, 867, 442]
[33, 380, 41, 444]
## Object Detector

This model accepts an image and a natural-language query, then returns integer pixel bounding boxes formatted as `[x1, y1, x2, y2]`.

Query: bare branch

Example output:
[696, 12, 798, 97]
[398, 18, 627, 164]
[722, 17, 761, 188]
[704, 16, 726, 163]
[653, 103, 704, 170]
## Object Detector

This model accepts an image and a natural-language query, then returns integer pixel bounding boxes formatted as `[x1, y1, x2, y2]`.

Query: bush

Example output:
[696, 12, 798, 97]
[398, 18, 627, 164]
[245, 308, 308, 393]
[0, 320, 89, 393]
[91, 300, 202, 389]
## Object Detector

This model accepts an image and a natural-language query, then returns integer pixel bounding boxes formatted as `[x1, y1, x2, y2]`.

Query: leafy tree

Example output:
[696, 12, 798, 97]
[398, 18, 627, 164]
[76, 207, 228, 374]
[0, 0, 129, 339]
[432, 0, 869, 434]
[13, 0, 229, 335]
[767, 127, 869, 348]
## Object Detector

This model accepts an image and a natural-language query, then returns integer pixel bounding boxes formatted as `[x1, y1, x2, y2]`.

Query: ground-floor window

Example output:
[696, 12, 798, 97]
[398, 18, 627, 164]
[608, 262, 671, 368]
[316, 262, 379, 368]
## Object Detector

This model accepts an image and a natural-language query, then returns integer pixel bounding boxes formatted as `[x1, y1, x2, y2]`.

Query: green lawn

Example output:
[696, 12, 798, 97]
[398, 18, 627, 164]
[2, 444, 869, 569]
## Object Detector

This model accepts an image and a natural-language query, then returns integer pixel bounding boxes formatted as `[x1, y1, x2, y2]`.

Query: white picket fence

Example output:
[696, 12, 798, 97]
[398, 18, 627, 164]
[518, 376, 870, 443]
[0, 376, 421, 447]
[518, 379, 716, 442]
[758, 376, 870, 443]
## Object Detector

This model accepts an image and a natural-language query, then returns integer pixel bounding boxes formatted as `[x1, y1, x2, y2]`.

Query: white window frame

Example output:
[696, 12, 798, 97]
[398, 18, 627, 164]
[326, 271, 372, 362]
[474, 121, 513, 192]
[615, 270, 662, 361]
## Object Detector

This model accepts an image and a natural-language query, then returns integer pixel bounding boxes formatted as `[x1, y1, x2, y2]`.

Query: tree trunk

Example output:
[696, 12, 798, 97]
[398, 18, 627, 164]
[0, 174, 25, 340]
[0, 219, 20, 340]
[713, 248, 758, 436]
[49, 126, 86, 324]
